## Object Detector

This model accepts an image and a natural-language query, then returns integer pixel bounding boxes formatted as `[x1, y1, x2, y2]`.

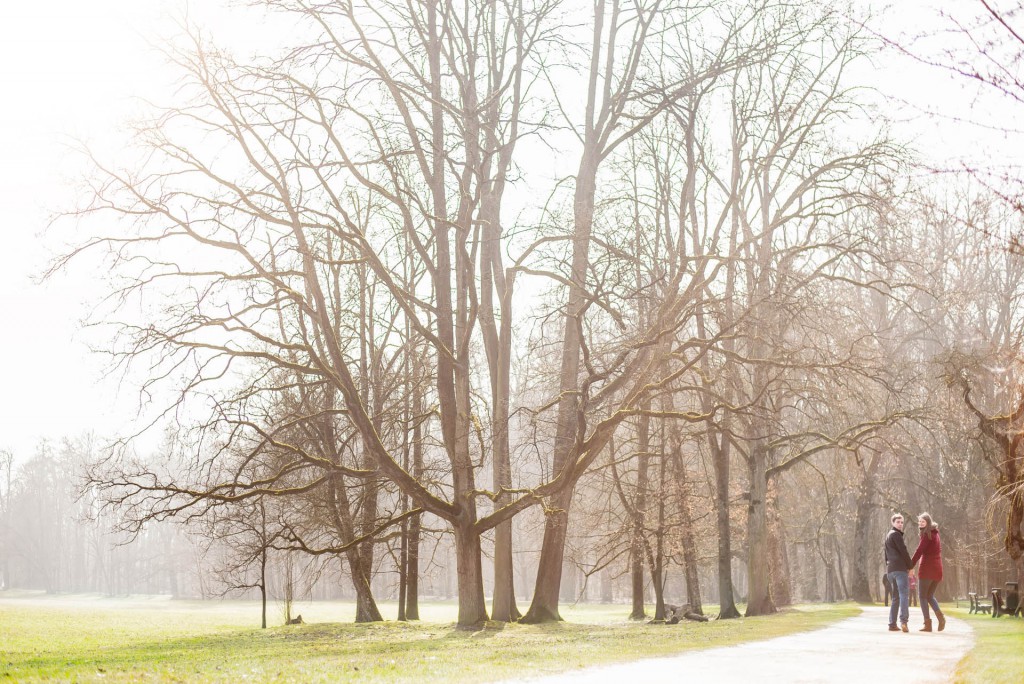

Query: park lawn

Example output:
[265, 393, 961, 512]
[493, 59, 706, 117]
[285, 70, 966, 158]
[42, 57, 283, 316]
[954, 606, 1024, 684]
[0, 593, 858, 683]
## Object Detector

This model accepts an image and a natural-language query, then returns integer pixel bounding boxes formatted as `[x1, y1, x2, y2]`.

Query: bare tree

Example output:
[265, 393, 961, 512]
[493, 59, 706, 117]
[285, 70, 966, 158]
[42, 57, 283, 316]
[698, 9, 903, 616]
[0, 448, 12, 590]
[521, 0, 791, 625]
[58, 0, 797, 628]
[208, 498, 282, 628]
[886, 1, 1024, 222]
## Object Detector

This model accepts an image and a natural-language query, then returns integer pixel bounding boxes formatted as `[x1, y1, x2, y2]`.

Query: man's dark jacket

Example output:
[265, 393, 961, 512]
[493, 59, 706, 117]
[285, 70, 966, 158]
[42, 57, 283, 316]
[885, 526, 914, 573]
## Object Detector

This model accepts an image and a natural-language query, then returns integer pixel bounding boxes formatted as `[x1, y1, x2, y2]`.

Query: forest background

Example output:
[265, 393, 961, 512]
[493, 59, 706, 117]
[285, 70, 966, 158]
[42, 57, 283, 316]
[2, 0, 1024, 629]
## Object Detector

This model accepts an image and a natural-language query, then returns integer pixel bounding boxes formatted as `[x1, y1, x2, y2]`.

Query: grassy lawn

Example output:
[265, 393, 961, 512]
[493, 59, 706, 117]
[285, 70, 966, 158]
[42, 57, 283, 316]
[954, 606, 1024, 683]
[0, 592, 858, 683]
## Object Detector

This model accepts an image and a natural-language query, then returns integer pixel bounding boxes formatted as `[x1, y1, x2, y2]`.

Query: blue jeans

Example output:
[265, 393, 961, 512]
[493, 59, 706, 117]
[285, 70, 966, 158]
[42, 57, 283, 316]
[888, 570, 909, 626]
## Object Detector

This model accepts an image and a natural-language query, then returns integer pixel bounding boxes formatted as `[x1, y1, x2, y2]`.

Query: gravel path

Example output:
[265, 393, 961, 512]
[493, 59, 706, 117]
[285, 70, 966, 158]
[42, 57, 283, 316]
[507, 606, 974, 684]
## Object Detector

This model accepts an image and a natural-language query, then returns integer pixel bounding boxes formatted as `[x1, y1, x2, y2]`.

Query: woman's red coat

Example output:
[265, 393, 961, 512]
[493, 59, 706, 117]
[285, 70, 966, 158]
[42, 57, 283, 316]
[912, 529, 943, 581]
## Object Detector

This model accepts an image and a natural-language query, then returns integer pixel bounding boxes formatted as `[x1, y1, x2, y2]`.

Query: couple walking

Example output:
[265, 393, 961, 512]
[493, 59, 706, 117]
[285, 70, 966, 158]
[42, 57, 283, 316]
[884, 512, 944, 632]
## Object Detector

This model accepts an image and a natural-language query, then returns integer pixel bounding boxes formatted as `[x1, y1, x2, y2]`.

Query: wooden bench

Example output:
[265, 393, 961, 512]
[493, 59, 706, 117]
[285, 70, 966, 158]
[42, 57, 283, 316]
[1005, 582, 1022, 617]
[969, 592, 992, 614]
[991, 589, 1005, 617]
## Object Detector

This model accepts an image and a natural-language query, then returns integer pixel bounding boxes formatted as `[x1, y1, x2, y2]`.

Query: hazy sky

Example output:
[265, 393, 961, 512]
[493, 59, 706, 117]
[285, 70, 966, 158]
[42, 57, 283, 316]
[0, 0, 1012, 463]
[2, 2, 144, 459]
[0, 1, 225, 460]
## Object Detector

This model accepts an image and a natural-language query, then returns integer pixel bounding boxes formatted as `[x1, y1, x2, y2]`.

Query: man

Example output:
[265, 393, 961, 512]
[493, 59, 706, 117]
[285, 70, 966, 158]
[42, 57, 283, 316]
[885, 513, 914, 632]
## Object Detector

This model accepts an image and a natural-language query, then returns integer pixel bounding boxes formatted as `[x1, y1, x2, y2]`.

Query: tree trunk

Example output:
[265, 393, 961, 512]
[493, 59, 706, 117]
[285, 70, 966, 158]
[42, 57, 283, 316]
[356, 259, 382, 617]
[490, 350, 520, 621]
[665, 392, 702, 614]
[405, 357, 425, 621]
[676, 460, 703, 613]
[406, 511, 422, 620]
[850, 452, 880, 602]
[492, 519, 519, 621]
[833, 534, 850, 600]
[630, 409, 651, 620]
[630, 540, 646, 619]
[454, 522, 488, 627]
[651, 484, 667, 621]
[424, 0, 487, 630]
[824, 543, 836, 603]
[346, 546, 384, 622]
[398, 512, 409, 622]
[746, 442, 777, 616]
[260, 548, 267, 629]
[819, 531, 839, 603]
[711, 427, 741, 618]
[697, 271, 739, 619]
[357, 475, 381, 616]
[767, 476, 792, 608]
[283, 555, 294, 623]
[651, 562, 666, 621]
[521, 143, 600, 625]
[327, 470, 383, 622]
[478, 116, 521, 624]
[522, 487, 573, 623]
[489, 357, 519, 622]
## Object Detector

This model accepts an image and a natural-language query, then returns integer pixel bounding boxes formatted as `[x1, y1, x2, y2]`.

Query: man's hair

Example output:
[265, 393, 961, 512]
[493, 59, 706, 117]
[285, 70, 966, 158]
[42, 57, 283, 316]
[891, 513, 903, 525]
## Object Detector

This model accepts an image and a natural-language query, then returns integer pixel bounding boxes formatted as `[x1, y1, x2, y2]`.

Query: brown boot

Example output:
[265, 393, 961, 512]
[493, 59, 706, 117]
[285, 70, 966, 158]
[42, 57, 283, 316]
[936, 612, 945, 631]
[901, 622, 909, 632]
[920, 619, 932, 632]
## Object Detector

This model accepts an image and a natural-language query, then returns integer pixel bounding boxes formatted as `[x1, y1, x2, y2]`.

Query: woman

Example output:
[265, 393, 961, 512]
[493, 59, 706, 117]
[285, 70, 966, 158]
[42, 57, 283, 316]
[911, 512, 944, 632]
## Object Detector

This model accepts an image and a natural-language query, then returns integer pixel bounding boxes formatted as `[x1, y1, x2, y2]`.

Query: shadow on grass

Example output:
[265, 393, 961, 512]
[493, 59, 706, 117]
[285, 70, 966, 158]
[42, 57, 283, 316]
[5, 618, 547, 678]
[5, 604, 861, 682]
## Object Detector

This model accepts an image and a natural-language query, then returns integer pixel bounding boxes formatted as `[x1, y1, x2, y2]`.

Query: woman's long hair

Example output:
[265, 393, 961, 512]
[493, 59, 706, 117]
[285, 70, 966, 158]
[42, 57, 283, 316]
[919, 512, 939, 538]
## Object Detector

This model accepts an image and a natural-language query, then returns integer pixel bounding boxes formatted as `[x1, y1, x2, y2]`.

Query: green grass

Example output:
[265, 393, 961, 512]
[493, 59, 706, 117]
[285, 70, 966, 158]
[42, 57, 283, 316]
[954, 606, 1024, 683]
[0, 592, 859, 683]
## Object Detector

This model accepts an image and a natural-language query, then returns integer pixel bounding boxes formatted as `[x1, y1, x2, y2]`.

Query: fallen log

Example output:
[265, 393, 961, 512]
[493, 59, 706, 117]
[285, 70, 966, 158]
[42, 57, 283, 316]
[664, 603, 709, 624]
